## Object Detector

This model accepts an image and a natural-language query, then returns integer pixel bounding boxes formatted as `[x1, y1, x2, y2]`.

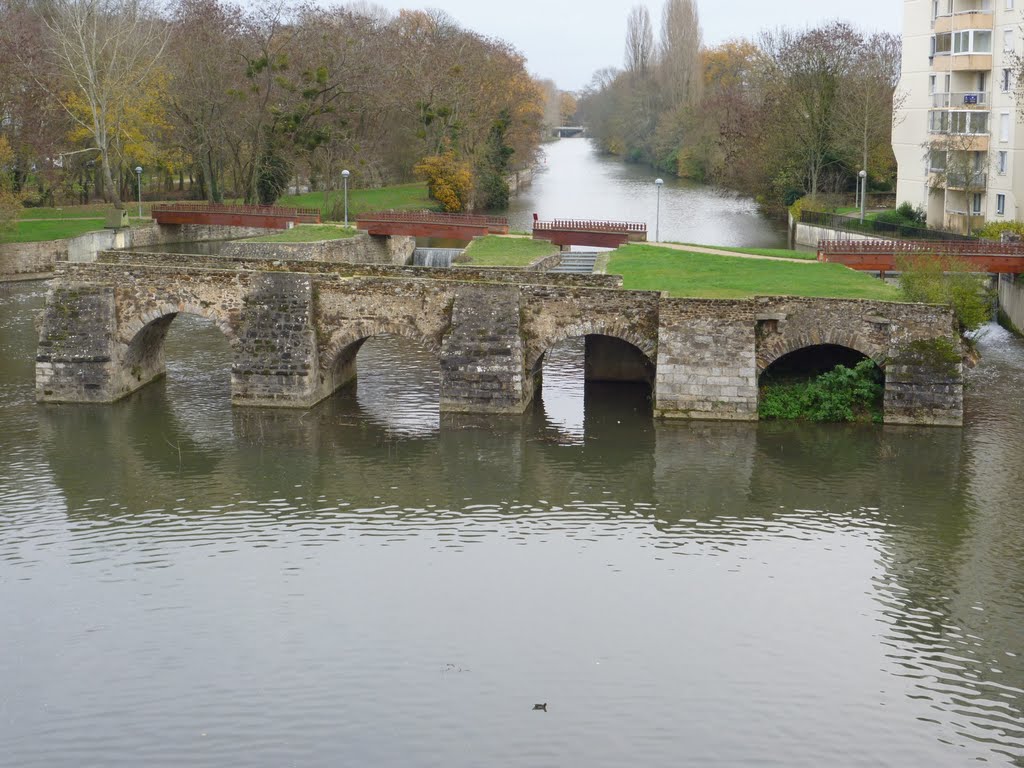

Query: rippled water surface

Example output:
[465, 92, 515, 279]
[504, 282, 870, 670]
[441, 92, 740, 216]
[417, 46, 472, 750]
[2, 281, 1024, 767]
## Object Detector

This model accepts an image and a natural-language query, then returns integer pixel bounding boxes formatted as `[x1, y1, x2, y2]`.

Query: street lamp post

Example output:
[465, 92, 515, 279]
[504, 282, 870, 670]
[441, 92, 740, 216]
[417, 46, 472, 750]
[341, 169, 350, 228]
[135, 166, 143, 218]
[858, 169, 867, 223]
[654, 178, 664, 242]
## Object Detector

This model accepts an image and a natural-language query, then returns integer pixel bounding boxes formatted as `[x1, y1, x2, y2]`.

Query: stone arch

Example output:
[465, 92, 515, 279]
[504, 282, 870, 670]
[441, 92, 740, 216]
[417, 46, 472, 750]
[526, 320, 657, 376]
[121, 301, 238, 349]
[756, 330, 886, 375]
[117, 302, 238, 397]
[321, 320, 443, 372]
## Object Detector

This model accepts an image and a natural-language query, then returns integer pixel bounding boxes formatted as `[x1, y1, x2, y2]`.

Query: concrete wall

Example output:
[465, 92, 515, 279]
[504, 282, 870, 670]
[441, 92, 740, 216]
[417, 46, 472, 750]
[998, 274, 1024, 334]
[220, 233, 415, 265]
[36, 260, 965, 425]
[791, 215, 895, 250]
[1, 221, 274, 280]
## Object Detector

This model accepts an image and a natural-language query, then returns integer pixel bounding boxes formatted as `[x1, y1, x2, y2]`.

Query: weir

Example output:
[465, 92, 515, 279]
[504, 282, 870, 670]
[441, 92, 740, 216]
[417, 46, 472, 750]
[35, 251, 966, 425]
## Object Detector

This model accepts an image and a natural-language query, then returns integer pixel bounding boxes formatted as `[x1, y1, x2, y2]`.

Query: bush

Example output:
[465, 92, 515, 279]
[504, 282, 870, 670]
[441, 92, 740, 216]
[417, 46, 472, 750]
[759, 359, 884, 422]
[897, 254, 992, 333]
[975, 219, 1024, 240]
[414, 149, 473, 212]
[894, 201, 926, 225]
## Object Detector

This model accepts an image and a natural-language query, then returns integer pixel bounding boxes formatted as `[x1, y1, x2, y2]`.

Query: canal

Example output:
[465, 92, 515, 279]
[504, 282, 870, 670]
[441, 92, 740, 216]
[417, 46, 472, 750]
[2, 144, 1023, 765]
[505, 138, 788, 247]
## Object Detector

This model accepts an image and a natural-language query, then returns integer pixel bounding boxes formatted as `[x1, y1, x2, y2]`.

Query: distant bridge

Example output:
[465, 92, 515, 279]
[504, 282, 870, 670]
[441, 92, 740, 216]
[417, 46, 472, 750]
[553, 126, 587, 138]
[356, 211, 509, 239]
[151, 203, 320, 229]
[818, 239, 1024, 274]
[533, 218, 647, 249]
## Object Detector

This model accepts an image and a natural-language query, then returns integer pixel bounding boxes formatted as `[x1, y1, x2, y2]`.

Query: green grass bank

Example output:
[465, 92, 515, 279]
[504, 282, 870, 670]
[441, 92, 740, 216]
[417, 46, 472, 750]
[460, 236, 558, 267]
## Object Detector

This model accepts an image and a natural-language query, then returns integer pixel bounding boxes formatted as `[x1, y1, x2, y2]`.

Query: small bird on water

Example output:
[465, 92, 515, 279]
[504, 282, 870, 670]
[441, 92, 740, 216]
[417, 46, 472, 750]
[533, 703, 547, 712]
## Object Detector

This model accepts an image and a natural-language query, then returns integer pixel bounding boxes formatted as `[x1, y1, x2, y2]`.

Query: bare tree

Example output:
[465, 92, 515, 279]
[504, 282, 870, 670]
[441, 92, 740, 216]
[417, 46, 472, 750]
[624, 5, 654, 80]
[658, 0, 702, 108]
[42, 0, 169, 208]
[834, 32, 903, 180]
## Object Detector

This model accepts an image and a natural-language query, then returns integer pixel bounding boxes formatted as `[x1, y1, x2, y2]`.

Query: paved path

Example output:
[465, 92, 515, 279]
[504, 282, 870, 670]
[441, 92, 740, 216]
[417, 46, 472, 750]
[651, 242, 815, 264]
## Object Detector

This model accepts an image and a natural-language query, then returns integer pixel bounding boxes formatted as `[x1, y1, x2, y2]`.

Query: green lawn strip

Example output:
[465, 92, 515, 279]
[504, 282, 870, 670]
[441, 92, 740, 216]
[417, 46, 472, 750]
[19, 202, 163, 219]
[276, 182, 437, 217]
[607, 244, 901, 301]
[1, 218, 108, 244]
[460, 235, 559, 266]
[242, 224, 357, 243]
[677, 242, 817, 260]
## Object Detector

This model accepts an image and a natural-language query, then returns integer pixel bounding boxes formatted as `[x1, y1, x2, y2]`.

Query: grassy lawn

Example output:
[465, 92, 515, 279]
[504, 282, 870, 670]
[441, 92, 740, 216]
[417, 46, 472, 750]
[276, 182, 437, 217]
[1, 215, 153, 244]
[460, 235, 559, 266]
[19, 203, 159, 219]
[1, 218, 106, 244]
[679, 242, 817, 260]
[243, 224, 357, 243]
[607, 244, 902, 301]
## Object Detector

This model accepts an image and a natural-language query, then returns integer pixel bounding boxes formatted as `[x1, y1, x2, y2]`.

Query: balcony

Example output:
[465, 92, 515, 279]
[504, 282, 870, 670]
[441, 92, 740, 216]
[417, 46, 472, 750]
[929, 134, 991, 152]
[938, 171, 989, 189]
[932, 53, 993, 71]
[933, 12, 994, 33]
[932, 91, 990, 108]
[945, 210, 987, 233]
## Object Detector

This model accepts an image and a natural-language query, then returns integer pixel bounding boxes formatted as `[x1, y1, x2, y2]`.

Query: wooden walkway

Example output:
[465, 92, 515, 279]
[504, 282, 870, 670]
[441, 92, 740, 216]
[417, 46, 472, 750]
[355, 211, 509, 239]
[151, 203, 320, 229]
[533, 219, 647, 248]
[818, 239, 1024, 274]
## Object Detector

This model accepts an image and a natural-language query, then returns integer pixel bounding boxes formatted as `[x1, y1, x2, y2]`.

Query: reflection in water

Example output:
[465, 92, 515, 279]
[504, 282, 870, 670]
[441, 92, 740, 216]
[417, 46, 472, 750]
[3, 283, 1024, 767]
[505, 138, 787, 247]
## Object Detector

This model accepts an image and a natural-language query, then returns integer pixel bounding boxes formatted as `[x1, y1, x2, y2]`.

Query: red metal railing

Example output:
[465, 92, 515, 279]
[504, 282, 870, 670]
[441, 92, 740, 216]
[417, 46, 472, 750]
[151, 203, 321, 223]
[818, 239, 1024, 259]
[356, 211, 509, 228]
[534, 219, 647, 233]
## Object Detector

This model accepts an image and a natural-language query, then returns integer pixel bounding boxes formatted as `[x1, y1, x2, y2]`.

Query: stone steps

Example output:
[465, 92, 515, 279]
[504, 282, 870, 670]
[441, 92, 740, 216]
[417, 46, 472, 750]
[551, 252, 599, 274]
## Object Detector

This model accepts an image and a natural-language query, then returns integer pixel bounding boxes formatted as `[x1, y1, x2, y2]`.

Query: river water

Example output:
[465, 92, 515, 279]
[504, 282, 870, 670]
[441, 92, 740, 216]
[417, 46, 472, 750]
[505, 139, 788, 247]
[3, 150, 1024, 766]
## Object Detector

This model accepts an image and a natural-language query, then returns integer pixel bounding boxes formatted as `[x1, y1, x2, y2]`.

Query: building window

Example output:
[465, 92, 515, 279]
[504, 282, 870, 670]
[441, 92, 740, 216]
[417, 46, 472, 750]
[1008, 0, 1015, 9]
[930, 74, 937, 95]
[997, 194, 1006, 216]
[1004, 28, 1015, 53]
[999, 151, 1008, 174]
[953, 29, 992, 54]
[1001, 112, 1011, 142]
[1002, 68, 1012, 92]
[973, 193, 983, 214]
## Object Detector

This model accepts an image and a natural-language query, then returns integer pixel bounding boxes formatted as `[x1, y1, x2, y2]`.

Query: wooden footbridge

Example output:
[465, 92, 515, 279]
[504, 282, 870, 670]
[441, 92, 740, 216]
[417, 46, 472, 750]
[533, 219, 647, 249]
[818, 240, 1024, 274]
[151, 203, 321, 229]
[355, 211, 509, 239]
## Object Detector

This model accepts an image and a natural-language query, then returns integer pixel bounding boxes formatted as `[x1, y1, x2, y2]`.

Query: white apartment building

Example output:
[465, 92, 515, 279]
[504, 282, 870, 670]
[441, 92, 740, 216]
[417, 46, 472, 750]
[893, 0, 1022, 232]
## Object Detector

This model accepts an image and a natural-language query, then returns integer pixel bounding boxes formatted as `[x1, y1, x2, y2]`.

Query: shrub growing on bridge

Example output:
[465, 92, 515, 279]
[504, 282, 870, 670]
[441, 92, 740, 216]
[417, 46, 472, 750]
[759, 359, 884, 422]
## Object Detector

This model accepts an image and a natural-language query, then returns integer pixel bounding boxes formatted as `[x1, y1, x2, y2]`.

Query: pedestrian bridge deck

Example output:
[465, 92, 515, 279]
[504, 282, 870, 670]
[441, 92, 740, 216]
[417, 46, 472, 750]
[818, 239, 1024, 274]
[533, 219, 647, 248]
[151, 203, 320, 229]
[355, 211, 509, 239]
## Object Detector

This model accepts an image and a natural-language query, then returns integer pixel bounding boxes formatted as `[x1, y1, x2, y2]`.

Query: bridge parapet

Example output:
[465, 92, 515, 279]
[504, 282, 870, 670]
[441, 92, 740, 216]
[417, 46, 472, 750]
[818, 238, 1024, 273]
[356, 211, 509, 238]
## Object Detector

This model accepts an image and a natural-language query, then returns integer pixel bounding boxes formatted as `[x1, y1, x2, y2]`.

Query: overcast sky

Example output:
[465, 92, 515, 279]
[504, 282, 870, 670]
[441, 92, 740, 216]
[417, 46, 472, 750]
[360, 0, 903, 90]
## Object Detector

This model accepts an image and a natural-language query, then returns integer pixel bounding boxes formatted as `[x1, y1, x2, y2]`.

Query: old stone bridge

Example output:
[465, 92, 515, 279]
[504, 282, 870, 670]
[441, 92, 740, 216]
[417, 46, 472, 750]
[36, 250, 965, 425]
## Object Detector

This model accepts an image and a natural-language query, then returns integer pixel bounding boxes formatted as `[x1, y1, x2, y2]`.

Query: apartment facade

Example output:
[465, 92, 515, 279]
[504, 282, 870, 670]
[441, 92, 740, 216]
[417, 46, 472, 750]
[893, 0, 1022, 232]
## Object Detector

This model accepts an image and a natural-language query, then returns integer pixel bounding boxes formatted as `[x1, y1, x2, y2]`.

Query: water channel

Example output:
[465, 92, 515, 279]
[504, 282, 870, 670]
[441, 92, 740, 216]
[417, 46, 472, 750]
[2, 144, 1024, 766]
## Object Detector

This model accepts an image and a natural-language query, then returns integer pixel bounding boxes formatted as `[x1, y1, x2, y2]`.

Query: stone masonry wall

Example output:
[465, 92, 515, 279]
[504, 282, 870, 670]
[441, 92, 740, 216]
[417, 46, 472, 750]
[36, 284, 118, 402]
[440, 284, 530, 412]
[232, 272, 321, 407]
[220, 234, 415, 265]
[655, 299, 759, 420]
